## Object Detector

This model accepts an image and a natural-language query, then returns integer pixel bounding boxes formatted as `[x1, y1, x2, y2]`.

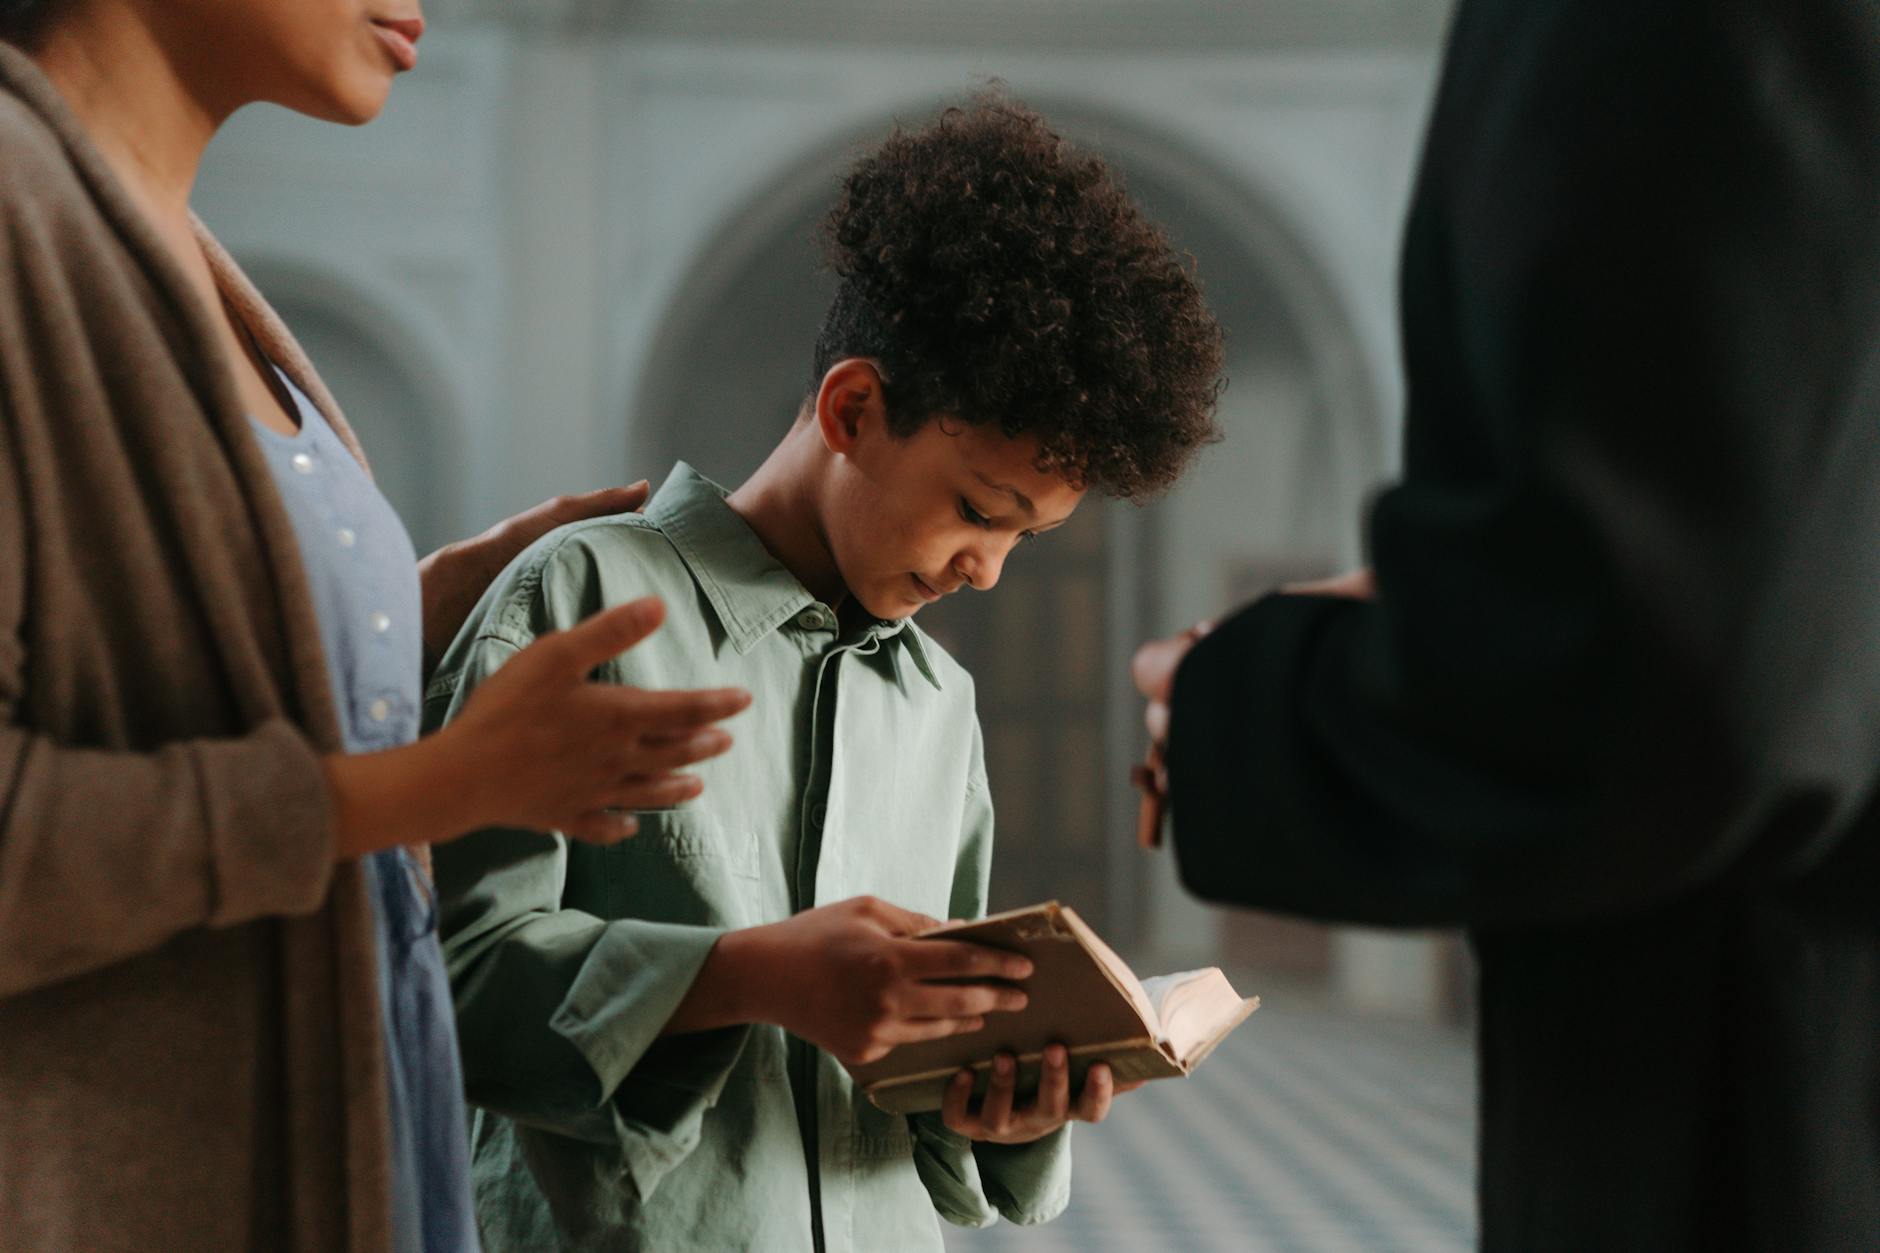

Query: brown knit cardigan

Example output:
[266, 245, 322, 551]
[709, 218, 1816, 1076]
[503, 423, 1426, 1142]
[0, 45, 396, 1252]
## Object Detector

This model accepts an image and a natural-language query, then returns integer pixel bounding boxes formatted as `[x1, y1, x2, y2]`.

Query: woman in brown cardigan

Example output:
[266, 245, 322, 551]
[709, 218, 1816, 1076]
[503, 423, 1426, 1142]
[0, 1, 751, 1249]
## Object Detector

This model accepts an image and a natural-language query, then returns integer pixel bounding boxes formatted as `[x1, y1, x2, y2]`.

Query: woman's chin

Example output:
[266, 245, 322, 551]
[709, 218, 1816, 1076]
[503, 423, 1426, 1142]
[288, 73, 395, 127]
[330, 83, 395, 127]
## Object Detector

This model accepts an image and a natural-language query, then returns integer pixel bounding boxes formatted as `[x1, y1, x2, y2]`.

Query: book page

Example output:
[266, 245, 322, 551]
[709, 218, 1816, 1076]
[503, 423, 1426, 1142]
[1137, 968, 1214, 1037]
[1137, 967, 1258, 1062]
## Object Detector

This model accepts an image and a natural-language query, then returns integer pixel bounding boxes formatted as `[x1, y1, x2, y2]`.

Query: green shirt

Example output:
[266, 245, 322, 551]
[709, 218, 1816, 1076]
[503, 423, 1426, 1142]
[425, 464, 1071, 1252]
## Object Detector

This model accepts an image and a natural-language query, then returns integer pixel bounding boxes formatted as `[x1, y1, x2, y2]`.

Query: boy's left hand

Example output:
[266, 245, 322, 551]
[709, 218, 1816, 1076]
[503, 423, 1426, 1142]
[940, 1043, 1145, 1144]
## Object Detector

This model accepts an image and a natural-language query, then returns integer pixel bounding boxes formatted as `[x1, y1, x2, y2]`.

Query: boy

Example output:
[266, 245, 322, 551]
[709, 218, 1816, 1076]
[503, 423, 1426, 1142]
[427, 94, 1223, 1251]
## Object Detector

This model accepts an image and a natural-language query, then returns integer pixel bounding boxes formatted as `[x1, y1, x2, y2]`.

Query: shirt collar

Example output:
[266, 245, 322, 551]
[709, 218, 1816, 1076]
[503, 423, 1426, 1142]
[889, 620, 942, 690]
[646, 463, 943, 689]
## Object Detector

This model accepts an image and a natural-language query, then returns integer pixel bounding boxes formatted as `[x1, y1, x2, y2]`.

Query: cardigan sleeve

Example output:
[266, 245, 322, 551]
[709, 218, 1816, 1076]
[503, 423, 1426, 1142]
[0, 133, 338, 1001]
[0, 423, 337, 999]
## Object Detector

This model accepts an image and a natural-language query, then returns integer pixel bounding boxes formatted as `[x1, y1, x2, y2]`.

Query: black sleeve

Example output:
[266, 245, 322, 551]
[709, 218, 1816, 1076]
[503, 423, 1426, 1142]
[1166, 0, 1880, 928]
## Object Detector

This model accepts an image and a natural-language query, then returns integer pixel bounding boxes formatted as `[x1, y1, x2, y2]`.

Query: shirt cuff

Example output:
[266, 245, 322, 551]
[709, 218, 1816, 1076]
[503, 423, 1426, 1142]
[910, 1117, 1073, 1228]
[548, 920, 750, 1202]
[975, 1125, 1073, 1225]
[911, 1117, 997, 1228]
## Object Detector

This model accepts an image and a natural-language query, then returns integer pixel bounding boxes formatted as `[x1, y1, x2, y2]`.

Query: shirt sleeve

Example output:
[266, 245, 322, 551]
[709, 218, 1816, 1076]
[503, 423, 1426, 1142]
[911, 722, 1073, 1228]
[426, 536, 750, 1202]
[1167, 0, 1880, 928]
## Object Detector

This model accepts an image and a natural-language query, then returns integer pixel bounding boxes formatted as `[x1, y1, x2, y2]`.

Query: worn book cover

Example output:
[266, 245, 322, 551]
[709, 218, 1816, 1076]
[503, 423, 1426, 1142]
[847, 901, 1259, 1114]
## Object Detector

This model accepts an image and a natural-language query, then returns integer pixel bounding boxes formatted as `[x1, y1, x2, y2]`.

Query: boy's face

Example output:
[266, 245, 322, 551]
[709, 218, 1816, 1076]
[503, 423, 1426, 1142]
[827, 409, 1086, 621]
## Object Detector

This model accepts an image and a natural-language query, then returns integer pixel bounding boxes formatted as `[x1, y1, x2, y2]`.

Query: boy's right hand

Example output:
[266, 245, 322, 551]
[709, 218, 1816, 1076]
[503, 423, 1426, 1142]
[688, 897, 1032, 1065]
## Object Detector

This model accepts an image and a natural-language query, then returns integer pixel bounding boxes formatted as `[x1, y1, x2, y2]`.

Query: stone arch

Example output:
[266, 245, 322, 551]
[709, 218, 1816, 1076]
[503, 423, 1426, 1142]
[622, 95, 1387, 495]
[617, 96, 1389, 949]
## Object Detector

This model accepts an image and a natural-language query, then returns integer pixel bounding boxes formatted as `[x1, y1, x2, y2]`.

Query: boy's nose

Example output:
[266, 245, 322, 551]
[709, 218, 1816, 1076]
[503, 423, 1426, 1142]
[953, 544, 1008, 592]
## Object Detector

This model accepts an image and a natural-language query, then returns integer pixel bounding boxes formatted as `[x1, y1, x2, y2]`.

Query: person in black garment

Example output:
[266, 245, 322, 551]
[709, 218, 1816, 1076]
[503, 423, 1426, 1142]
[1130, 1, 1880, 1250]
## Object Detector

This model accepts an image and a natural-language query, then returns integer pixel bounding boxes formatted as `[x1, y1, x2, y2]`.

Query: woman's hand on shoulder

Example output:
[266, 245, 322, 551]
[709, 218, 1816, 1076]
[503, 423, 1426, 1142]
[418, 481, 652, 664]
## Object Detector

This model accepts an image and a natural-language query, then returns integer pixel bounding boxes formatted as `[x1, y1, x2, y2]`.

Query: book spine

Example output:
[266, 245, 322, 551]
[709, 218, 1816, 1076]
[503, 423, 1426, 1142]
[863, 1038, 1177, 1115]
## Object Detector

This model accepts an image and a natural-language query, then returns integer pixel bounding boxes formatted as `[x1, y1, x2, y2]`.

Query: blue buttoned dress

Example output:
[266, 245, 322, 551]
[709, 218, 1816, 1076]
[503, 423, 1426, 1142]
[251, 367, 478, 1253]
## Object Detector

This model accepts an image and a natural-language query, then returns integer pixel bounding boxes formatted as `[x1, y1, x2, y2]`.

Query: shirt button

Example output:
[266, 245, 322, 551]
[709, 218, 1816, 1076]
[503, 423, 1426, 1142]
[796, 607, 831, 631]
[370, 611, 391, 634]
[336, 527, 356, 549]
[368, 698, 390, 723]
[290, 452, 314, 474]
[809, 802, 827, 828]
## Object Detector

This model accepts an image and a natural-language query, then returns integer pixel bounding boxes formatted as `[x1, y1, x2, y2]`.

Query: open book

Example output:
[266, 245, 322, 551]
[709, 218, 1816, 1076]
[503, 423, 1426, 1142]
[846, 901, 1259, 1115]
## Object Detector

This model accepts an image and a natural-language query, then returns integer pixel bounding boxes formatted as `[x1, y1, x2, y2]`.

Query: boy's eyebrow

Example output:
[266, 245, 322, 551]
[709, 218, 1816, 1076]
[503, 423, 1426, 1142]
[972, 471, 1038, 518]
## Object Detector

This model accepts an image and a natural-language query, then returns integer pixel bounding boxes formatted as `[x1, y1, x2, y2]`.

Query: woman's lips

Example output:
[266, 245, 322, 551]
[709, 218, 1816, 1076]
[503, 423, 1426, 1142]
[911, 574, 943, 603]
[372, 17, 424, 72]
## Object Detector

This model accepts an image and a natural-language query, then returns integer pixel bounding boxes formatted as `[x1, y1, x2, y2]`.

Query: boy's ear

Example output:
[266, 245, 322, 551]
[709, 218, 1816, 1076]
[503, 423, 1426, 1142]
[813, 358, 888, 456]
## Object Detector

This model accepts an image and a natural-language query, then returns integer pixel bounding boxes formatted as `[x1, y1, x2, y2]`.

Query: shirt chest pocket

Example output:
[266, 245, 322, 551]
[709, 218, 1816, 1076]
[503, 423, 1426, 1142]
[597, 810, 761, 929]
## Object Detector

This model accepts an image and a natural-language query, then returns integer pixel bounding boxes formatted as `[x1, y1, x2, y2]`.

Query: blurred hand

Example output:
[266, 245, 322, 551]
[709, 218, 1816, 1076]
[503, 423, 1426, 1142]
[941, 1043, 1144, 1144]
[684, 896, 1033, 1065]
[1281, 567, 1375, 601]
[1130, 568, 1375, 748]
[418, 482, 651, 662]
[1131, 620, 1213, 747]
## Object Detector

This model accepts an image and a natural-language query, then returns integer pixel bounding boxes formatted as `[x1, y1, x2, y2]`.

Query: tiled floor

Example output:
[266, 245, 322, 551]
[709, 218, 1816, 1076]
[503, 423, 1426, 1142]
[942, 1001, 1478, 1252]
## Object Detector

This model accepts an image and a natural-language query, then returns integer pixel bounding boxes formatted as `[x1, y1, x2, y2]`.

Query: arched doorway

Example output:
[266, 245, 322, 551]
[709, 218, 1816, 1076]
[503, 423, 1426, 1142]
[625, 100, 1385, 956]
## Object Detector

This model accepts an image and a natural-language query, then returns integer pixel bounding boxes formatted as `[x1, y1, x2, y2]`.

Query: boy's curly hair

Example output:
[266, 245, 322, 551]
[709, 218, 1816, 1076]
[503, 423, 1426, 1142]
[813, 92, 1223, 500]
[0, 0, 53, 40]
